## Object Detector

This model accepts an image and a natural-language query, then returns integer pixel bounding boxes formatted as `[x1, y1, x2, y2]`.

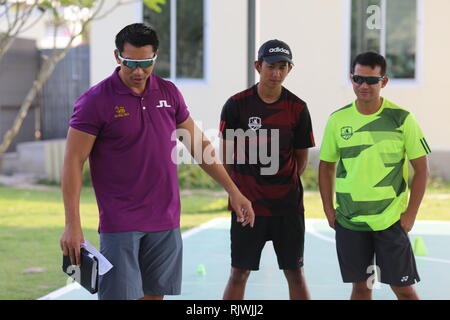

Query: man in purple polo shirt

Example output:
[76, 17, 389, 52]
[60, 23, 254, 300]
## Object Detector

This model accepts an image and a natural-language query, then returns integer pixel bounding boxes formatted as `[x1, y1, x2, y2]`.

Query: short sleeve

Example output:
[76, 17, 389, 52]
[219, 98, 239, 140]
[69, 92, 103, 136]
[319, 116, 340, 162]
[293, 104, 315, 149]
[403, 113, 431, 160]
[172, 85, 190, 125]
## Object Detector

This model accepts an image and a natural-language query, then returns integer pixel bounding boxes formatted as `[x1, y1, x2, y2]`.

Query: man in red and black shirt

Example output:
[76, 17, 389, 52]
[220, 39, 315, 300]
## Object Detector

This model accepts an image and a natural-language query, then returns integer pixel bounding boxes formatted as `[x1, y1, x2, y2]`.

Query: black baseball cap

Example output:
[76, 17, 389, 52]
[257, 39, 293, 65]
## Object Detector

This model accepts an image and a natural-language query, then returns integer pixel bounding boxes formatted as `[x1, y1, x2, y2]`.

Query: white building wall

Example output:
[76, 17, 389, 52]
[257, 0, 450, 159]
[89, 0, 450, 175]
[90, 1, 142, 85]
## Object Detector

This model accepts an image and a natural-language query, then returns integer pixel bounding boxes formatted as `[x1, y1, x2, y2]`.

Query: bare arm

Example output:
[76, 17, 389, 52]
[177, 117, 254, 227]
[319, 160, 337, 229]
[60, 127, 96, 265]
[294, 149, 309, 176]
[400, 155, 429, 232]
[220, 137, 233, 176]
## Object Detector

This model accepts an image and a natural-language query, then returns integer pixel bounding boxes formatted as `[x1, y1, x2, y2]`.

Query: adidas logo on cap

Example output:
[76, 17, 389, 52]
[268, 47, 290, 55]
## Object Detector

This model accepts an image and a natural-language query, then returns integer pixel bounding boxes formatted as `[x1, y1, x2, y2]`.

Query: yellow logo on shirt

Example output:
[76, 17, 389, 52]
[114, 106, 130, 118]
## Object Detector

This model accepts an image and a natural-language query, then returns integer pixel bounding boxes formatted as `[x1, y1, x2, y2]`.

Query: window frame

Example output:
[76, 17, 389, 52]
[344, 0, 423, 87]
[139, 0, 210, 86]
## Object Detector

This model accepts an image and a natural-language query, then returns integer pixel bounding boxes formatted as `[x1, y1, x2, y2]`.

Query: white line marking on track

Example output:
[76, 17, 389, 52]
[38, 283, 82, 300]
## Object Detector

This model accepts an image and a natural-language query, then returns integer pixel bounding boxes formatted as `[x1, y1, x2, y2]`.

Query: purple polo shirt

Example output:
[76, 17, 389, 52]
[69, 67, 190, 233]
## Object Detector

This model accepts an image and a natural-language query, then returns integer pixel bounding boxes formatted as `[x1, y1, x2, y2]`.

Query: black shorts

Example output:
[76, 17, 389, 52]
[335, 220, 420, 287]
[230, 212, 305, 271]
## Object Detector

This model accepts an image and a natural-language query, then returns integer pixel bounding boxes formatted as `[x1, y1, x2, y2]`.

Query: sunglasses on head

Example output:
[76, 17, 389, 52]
[118, 52, 157, 69]
[351, 74, 384, 85]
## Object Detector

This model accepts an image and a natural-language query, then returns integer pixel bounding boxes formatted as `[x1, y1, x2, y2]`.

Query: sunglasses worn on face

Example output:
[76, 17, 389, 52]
[351, 74, 384, 85]
[118, 53, 157, 69]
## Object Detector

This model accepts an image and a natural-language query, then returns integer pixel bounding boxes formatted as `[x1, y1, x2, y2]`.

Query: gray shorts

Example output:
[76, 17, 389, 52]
[98, 228, 183, 300]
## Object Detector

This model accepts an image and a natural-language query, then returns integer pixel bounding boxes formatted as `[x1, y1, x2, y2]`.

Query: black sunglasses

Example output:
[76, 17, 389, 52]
[351, 74, 384, 85]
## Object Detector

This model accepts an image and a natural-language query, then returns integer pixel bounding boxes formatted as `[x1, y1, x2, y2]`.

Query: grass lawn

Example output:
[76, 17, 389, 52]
[0, 185, 449, 300]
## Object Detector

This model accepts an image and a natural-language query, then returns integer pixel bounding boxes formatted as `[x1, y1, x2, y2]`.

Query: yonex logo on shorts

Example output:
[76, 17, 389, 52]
[401, 276, 409, 282]
[268, 47, 290, 55]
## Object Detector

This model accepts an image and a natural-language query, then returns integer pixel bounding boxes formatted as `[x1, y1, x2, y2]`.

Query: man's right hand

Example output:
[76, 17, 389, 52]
[60, 226, 84, 266]
[229, 189, 255, 228]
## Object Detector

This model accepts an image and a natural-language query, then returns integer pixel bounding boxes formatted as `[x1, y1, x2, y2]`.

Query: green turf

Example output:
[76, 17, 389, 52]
[0, 185, 448, 299]
[0, 186, 228, 300]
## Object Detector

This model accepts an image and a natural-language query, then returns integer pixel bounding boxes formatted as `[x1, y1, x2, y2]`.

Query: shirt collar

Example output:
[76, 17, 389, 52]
[111, 66, 159, 96]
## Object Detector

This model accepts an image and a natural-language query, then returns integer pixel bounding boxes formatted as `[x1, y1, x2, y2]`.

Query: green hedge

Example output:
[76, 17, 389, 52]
[82, 163, 92, 187]
[47, 163, 320, 190]
[177, 164, 319, 191]
[177, 164, 221, 190]
[41, 162, 450, 192]
[301, 165, 319, 190]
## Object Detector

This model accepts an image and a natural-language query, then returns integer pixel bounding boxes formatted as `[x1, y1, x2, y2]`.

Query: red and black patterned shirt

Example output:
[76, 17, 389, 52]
[219, 85, 315, 216]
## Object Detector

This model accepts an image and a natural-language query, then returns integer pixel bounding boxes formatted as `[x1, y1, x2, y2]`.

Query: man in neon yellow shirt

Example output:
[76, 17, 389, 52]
[319, 52, 430, 300]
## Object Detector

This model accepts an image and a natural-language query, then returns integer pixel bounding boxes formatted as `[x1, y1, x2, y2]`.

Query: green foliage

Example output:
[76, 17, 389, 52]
[143, 0, 166, 13]
[0, 186, 228, 299]
[34, 1, 84, 22]
[177, 164, 221, 190]
[35, 0, 156, 21]
[44, 161, 449, 192]
[77, 163, 219, 189]
[178, 164, 320, 191]
[301, 165, 319, 191]
[37, 0, 53, 11]
[38, 0, 98, 9]
[82, 163, 92, 187]
[78, 163, 318, 190]
[36, 164, 92, 187]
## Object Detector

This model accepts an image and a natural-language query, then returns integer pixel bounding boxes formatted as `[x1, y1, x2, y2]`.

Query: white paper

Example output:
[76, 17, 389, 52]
[81, 239, 113, 276]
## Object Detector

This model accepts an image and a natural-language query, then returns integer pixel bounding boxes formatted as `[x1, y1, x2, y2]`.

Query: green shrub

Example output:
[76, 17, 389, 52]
[177, 164, 221, 190]
[41, 162, 450, 193]
[35, 163, 93, 187]
[301, 164, 319, 191]
[82, 163, 92, 187]
[178, 163, 320, 191]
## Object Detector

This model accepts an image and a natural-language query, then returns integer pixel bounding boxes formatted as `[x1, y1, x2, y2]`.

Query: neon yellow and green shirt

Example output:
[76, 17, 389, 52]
[320, 98, 431, 231]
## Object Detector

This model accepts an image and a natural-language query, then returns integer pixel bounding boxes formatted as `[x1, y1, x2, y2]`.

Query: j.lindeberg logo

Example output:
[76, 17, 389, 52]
[268, 47, 290, 55]
[156, 100, 171, 108]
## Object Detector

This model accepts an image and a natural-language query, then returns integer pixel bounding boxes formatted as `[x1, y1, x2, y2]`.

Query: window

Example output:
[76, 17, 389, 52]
[351, 0, 418, 79]
[143, 0, 204, 80]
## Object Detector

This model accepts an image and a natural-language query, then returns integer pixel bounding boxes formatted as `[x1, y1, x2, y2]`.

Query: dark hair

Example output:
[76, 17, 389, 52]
[351, 51, 387, 76]
[115, 23, 159, 53]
